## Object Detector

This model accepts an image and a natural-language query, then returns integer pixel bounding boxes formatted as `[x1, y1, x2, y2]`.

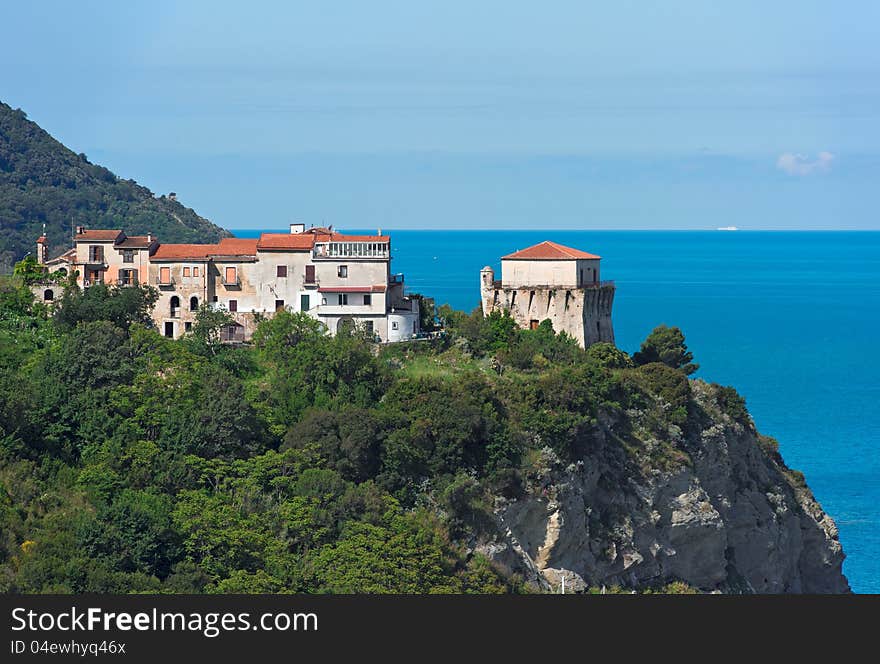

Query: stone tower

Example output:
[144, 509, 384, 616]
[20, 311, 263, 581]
[479, 240, 615, 348]
[36, 232, 48, 264]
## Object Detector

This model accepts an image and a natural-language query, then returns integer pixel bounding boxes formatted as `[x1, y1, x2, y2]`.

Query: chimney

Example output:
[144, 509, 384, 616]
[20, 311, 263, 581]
[147, 233, 152, 242]
[75, 226, 85, 235]
[290, 223, 305, 234]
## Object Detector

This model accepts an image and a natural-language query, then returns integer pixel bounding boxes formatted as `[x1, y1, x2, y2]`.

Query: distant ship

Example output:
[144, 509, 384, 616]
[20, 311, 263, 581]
[717, 226, 739, 231]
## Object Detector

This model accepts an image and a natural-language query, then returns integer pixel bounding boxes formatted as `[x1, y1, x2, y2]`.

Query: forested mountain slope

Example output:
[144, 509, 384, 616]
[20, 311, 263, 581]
[0, 101, 230, 272]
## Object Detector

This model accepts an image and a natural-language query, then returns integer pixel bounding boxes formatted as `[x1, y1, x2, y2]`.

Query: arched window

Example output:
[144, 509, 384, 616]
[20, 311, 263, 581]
[43, 289, 54, 301]
[57, 268, 67, 276]
[190, 296, 199, 311]
[170, 295, 180, 317]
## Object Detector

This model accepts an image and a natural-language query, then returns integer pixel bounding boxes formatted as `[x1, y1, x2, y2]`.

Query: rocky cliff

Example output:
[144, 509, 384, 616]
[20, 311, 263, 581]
[479, 379, 849, 593]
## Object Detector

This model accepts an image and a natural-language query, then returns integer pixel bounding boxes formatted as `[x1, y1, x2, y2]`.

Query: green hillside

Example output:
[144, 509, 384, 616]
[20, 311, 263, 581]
[0, 101, 231, 272]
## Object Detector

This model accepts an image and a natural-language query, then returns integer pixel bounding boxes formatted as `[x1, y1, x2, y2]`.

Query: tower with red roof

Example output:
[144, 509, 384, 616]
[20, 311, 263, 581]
[480, 240, 615, 347]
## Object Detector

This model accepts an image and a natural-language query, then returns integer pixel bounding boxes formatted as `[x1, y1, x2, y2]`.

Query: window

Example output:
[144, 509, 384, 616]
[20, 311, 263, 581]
[184, 322, 192, 332]
[339, 293, 348, 305]
[212, 296, 218, 303]
[338, 265, 348, 278]
[159, 266, 171, 284]
[392, 321, 399, 330]
[277, 265, 287, 278]
[120, 269, 136, 286]
[364, 321, 374, 334]
[123, 249, 134, 263]
[193, 266, 200, 277]
[89, 245, 104, 262]
[321, 297, 327, 305]
[224, 266, 237, 284]
[300, 294, 310, 311]
[363, 294, 371, 305]
[43, 289, 54, 301]
[190, 296, 199, 311]
[164, 322, 174, 338]
[275, 299, 285, 312]
[170, 296, 180, 317]
[229, 300, 238, 312]
[305, 265, 316, 284]
[183, 267, 191, 277]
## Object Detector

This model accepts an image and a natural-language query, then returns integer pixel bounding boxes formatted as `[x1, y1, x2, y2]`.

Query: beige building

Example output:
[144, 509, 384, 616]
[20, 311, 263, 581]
[480, 240, 615, 347]
[36, 224, 420, 343]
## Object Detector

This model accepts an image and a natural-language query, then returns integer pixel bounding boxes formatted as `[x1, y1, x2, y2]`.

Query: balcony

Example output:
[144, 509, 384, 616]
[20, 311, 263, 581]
[221, 275, 241, 288]
[155, 277, 175, 288]
[220, 324, 246, 344]
[302, 275, 319, 288]
[313, 242, 390, 260]
[314, 304, 379, 316]
[116, 278, 139, 287]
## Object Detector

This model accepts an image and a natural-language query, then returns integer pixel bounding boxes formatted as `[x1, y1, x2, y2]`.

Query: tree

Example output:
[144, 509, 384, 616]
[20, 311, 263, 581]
[586, 342, 633, 369]
[633, 325, 699, 375]
[12, 256, 45, 284]
[188, 303, 235, 356]
[252, 311, 387, 432]
[53, 283, 158, 331]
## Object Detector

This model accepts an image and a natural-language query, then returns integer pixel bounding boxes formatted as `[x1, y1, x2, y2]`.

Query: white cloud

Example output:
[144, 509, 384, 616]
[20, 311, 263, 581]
[776, 151, 834, 176]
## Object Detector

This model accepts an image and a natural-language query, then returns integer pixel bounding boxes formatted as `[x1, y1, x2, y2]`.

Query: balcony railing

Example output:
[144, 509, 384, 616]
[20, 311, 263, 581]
[221, 276, 241, 287]
[220, 325, 246, 343]
[313, 242, 390, 260]
[155, 277, 175, 287]
[116, 278, 139, 286]
[390, 273, 404, 285]
[302, 275, 319, 288]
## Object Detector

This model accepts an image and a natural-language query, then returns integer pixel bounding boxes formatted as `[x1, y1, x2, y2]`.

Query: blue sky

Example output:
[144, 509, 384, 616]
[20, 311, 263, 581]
[2, 1, 878, 229]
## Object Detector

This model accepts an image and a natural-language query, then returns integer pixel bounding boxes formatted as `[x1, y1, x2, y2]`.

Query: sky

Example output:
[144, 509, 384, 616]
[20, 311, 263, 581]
[2, 1, 879, 230]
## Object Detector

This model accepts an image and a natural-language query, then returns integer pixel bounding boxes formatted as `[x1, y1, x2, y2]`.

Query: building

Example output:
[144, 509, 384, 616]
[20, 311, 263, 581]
[480, 240, 614, 347]
[35, 224, 421, 342]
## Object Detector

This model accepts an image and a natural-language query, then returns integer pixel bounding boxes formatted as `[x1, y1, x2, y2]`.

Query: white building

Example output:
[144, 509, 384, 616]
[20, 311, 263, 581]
[37, 224, 421, 342]
[480, 240, 615, 347]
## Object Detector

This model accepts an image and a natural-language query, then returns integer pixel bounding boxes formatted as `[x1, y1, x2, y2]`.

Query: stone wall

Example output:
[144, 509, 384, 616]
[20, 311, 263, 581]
[482, 279, 615, 348]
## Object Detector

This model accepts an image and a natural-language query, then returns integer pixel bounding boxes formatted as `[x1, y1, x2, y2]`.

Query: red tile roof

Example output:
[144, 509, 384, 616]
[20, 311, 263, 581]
[75, 229, 123, 242]
[258, 229, 390, 250]
[211, 238, 259, 256]
[502, 241, 601, 260]
[115, 235, 155, 249]
[151, 243, 218, 260]
[257, 233, 317, 251]
[46, 247, 76, 264]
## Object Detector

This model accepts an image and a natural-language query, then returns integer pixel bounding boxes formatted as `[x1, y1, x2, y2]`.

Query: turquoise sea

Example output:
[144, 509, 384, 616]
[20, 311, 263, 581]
[234, 229, 880, 593]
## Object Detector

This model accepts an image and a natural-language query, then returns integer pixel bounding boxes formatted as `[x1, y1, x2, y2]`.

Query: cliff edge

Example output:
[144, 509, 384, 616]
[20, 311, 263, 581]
[481, 379, 849, 593]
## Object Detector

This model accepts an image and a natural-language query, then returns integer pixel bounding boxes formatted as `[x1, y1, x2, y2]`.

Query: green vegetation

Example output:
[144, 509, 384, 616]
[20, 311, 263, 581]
[0, 101, 230, 272]
[0, 271, 785, 593]
[633, 324, 699, 375]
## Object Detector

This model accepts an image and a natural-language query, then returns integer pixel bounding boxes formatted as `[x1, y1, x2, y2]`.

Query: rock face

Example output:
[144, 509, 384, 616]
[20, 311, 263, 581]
[481, 380, 849, 593]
